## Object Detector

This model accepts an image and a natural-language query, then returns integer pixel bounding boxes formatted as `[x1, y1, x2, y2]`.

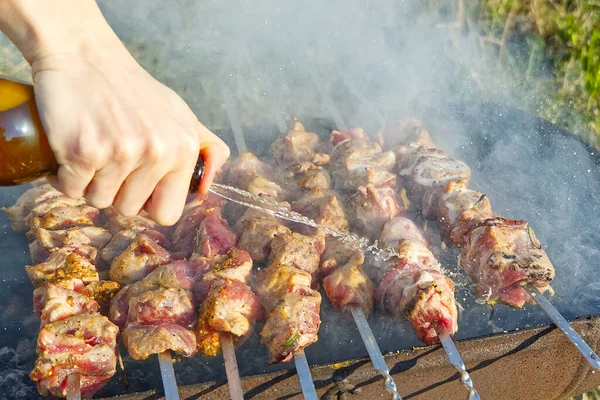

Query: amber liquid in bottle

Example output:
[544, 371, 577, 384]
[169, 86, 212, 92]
[0, 76, 59, 186]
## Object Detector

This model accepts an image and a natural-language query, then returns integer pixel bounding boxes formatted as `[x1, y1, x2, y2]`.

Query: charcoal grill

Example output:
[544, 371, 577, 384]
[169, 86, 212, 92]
[1, 101, 599, 400]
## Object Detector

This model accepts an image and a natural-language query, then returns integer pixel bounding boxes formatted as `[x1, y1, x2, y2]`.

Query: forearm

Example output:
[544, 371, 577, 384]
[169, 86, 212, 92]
[0, 0, 124, 65]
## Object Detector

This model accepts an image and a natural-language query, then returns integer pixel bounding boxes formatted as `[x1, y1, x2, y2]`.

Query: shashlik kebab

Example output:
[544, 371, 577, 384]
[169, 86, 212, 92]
[385, 119, 555, 308]
[2, 184, 120, 398]
[106, 193, 263, 361]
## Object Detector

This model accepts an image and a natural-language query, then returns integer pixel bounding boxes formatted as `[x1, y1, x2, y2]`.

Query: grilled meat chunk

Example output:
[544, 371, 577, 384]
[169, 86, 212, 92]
[122, 322, 197, 360]
[104, 208, 171, 236]
[109, 233, 172, 285]
[268, 232, 325, 278]
[291, 188, 349, 233]
[29, 226, 112, 264]
[101, 228, 170, 265]
[254, 264, 313, 312]
[26, 251, 99, 288]
[237, 217, 291, 262]
[271, 118, 320, 167]
[375, 266, 457, 344]
[461, 218, 555, 307]
[285, 161, 331, 192]
[127, 288, 195, 326]
[227, 151, 275, 189]
[260, 288, 322, 364]
[33, 284, 99, 328]
[29, 204, 100, 233]
[319, 238, 362, 278]
[323, 252, 374, 317]
[193, 214, 238, 258]
[196, 279, 264, 356]
[193, 248, 253, 303]
[350, 185, 403, 240]
[1, 184, 63, 231]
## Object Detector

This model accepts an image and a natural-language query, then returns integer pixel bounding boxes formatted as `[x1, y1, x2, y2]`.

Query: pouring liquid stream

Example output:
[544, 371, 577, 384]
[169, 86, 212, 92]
[208, 182, 398, 262]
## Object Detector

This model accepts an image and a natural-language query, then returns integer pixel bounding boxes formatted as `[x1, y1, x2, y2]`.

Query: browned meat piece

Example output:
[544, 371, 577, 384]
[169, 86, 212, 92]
[260, 288, 322, 364]
[382, 118, 434, 147]
[329, 128, 366, 147]
[291, 189, 349, 233]
[193, 248, 253, 302]
[29, 226, 112, 264]
[375, 266, 457, 344]
[30, 344, 117, 398]
[323, 252, 374, 317]
[121, 322, 197, 360]
[330, 137, 396, 190]
[37, 312, 118, 355]
[29, 204, 100, 234]
[285, 162, 331, 192]
[26, 251, 99, 288]
[423, 181, 494, 247]
[109, 261, 201, 328]
[192, 214, 238, 258]
[319, 238, 362, 278]
[104, 208, 171, 236]
[101, 228, 170, 265]
[237, 216, 291, 263]
[271, 118, 319, 167]
[33, 284, 99, 327]
[1, 184, 63, 231]
[79, 280, 121, 312]
[268, 232, 325, 278]
[196, 279, 264, 356]
[127, 288, 195, 326]
[227, 152, 276, 189]
[246, 175, 288, 199]
[172, 194, 225, 258]
[109, 233, 172, 284]
[380, 216, 429, 249]
[461, 218, 555, 308]
[350, 185, 403, 240]
[254, 264, 313, 312]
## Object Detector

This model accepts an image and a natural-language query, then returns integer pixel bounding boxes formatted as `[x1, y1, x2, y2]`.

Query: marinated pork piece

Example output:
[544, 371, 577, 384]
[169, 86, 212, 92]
[172, 193, 225, 258]
[268, 232, 325, 278]
[109, 233, 172, 285]
[330, 137, 397, 191]
[126, 288, 196, 326]
[192, 214, 238, 258]
[461, 218, 555, 308]
[423, 181, 494, 247]
[227, 151, 276, 189]
[196, 279, 264, 356]
[271, 118, 320, 167]
[29, 226, 112, 264]
[26, 251, 99, 288]
[285, 161, 331, 193]
[260, 288, 322, 364]
[380, 216, 429, 249]
[246, 175, 288, 199]
[104, 208, 171, 236]
[319, 238, 362, 278]
[29, 204, 100, 234]
[30, 344, 117, 398]
[237, 217, 291, 262]
[1, 184, 63, 231]
[79, 280, 121, 312]
[122, 322, 197, 359]
[323, 252, 374, 318]
[193, 248, 253, 302]
[291, 188, 349, 233]
[329, 128, 366, 147]
[101, 228, 170, 265]
[33, 284, 99, 328]
[375, 266, 457, 343]
[350, 185, 403, 241]
[254, 264, 313, 312]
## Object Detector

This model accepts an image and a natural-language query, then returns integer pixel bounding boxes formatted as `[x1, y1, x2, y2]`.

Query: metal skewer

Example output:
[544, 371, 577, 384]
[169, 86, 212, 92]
[65, 372, 81, 400]
[221, 332, 245, 400]
[437, 329, 480, 400]
[525, 285, 600, 369]
[294, 350, 318, 400]
[158, 351, 180, 400]
[351, 308, 402, 399]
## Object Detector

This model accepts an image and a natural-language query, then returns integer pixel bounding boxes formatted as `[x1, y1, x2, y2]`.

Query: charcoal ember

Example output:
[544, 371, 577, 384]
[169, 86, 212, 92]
[0, 369, 37, 400]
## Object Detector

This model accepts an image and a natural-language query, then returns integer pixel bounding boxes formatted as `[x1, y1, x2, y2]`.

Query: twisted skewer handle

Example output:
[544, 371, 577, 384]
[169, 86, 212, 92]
[526, 285, 600, 369]
[437, 331, 480, 400]
[351, 308, 402, 400]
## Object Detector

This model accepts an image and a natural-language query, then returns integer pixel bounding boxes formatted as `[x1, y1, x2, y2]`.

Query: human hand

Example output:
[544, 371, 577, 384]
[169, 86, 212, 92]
[30, 44, 229, 226]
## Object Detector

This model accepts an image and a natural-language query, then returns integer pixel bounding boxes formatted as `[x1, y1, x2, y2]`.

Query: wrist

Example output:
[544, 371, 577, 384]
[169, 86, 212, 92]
[0, 1, 130, 67]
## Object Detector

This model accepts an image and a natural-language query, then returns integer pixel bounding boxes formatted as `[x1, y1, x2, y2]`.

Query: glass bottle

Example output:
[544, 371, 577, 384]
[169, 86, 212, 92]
[0, 76, 58, 185]
[0, 76, 204, 190]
